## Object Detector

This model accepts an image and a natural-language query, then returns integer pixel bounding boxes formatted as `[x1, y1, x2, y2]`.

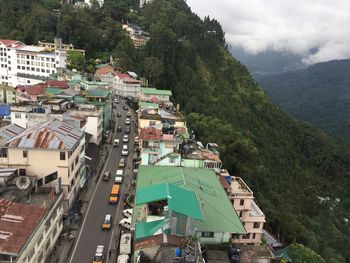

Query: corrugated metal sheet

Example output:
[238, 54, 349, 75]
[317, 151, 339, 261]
[2, 121, 83, 150]
[0, 124, 25, 140]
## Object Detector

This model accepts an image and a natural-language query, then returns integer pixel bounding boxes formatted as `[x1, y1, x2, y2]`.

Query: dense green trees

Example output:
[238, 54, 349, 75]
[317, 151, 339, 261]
[1, 0, 350, 261]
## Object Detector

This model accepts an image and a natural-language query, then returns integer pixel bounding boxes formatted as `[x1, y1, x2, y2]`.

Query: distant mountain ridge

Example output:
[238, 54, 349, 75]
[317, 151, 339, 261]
[256, 59, 350, 139]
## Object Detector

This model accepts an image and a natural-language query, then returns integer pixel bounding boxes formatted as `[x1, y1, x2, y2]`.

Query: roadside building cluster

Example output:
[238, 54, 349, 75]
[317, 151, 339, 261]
[131, 88, 269, 262]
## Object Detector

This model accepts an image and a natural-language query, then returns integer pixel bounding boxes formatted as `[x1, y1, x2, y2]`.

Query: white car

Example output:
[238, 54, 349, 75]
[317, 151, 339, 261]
[93, 245, 104, 263]
[125, 118, 131, 125]
[121, 145, 128, 156]
[119, 217, 132, 230]
[123, 135, 129, 143]
[123, 208, 132, 218]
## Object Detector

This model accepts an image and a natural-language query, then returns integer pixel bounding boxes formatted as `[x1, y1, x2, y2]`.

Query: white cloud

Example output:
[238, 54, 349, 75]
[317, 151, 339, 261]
[187, 0, 350, 64]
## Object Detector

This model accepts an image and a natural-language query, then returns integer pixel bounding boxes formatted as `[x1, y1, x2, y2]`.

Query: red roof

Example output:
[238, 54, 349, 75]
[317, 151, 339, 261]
[116, 73, 131, 79]
[47, 80, 69, 89]
[95, 65, 115, 76]
[0, 39, 24, 48]
[16, 84, 48, 95]
[0, 199, 47, 255]
[139, 127, 162, 141]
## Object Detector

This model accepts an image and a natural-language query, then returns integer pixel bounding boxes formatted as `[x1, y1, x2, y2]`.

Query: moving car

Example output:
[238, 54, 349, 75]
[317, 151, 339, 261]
[92, 245, 104, 263]
[102, 214, 112, 230]
[125, 126, 130, 134]
[114, 176, 123, 184]
[126, 111, 131, 117]
[123, 135, 129, 143]
[119, 217, 132, 230]
[103, 171, 111, 181]
[123, 208, 132, 218]
[118, 158, 125, 168]
[123, 105, 128, 110]
[109, 185, 120, 204]
[122, 145, 128, 156]
[117, 126, 122, 132]
[113, 139, 119, 147]
[117, 255, 129, 263]
[125, 118, 130, 125]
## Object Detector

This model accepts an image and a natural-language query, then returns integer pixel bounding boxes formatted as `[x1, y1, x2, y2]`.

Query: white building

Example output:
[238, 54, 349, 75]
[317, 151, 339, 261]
[0, 190, 64, 263]
[113, 73, 141, 98]
[0, 121, 85, 210]
[0, 39, 67, 87]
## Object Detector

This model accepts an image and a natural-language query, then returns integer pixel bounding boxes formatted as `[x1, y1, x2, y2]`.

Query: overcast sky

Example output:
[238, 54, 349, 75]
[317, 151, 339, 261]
[187, 0, 350, 64]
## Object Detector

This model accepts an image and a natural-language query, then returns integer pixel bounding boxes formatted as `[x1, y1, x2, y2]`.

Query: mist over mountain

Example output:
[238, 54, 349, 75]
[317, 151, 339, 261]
[256, 59, 350, 139]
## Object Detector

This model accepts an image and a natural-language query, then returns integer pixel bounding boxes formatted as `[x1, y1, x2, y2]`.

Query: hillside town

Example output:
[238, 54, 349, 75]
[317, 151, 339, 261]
[0, 36, 286, 263]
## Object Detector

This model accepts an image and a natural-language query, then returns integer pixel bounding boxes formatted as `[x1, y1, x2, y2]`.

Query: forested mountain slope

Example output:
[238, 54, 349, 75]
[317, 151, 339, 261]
[1, 0, 350, 261]
[256, 59, 350, 140]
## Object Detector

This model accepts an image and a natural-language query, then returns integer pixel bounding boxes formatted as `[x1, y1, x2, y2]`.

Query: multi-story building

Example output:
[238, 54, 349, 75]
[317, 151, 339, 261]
[113, 73, 141, 98]
[0, 39, 66, 87]
[122, 24, 150, 48]
[219, 171, 265, 245]
[0, 121, 85, 210]
[140, 87, 172, 104]
[38, 38, 86, 57]
[0, 168, 64, 263]
[0, 84, 16, 103]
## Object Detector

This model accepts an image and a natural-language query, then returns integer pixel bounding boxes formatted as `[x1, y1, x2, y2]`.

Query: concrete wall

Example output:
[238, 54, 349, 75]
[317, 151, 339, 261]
[197, 231, 231, 244]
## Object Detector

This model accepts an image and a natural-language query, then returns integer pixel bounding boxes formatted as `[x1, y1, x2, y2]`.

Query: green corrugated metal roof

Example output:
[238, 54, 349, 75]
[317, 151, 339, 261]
[74, 96, 87, 104]
[141, 87, 172, 96]
[135, 166, 245, 234]
[46, 87, 64, 95]
[136, 183, 204, 220]
[138, 101, 159, 108]
[135, 219, 167, 239]
[86, 88, 110, 98]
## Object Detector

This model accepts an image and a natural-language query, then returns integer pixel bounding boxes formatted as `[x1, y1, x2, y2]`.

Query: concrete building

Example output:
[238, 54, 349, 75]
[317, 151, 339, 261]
[0, 121, 85, 210]
[38, 39, 85, 57]
[219, 171, 265, 245]
[0, 181, 64, 263]
[140, 87, 172, 104]
[0, 39, 67, 87]
[122, 24, 150, 48]
[0, 84, 16, 104]
[133, 166, 245, 246]
[113, 73, 141, 98]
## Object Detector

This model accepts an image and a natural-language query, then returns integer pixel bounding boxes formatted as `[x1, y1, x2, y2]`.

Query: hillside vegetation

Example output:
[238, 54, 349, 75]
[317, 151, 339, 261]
[1, 0, 350, 261]
[256, 59, 350, 140]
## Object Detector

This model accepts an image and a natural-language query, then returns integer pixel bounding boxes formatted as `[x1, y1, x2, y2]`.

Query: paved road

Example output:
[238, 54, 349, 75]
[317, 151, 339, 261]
[69, 100, 135, 263]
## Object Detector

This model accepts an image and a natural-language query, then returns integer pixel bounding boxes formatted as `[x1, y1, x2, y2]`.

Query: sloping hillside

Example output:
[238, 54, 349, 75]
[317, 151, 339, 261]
[256, 59, 350, 139]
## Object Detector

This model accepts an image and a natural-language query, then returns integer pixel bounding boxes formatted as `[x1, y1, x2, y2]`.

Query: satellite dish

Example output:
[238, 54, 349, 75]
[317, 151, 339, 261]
[16, 176, 31, 190]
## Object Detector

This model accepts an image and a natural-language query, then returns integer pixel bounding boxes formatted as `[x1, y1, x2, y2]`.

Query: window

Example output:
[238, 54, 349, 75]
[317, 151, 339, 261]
[0, 148, 8, 158]
[71, 163, 74, 172]
[242, 233, 250, 239]
[19, 169, 26, 176]
[239, 199, 244, 206]
[15, 113, 21, 119]
[252, 233, 256, 239]
[201, 232, 214, 238]
[60, 151, 66, 160]
[23, 151, 27, 158]
[239, 211, 243, 217]
[253, 222, 260, 229]
[149, 120, 156, 126]
[75, 156, 79, 165]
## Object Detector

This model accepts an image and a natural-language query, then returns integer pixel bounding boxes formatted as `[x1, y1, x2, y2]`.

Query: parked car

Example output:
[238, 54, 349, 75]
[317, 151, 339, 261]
[118, 158, 126, 168]
[123, 208, 132, 218]
[93, 245, 104, 263]
[126, 111, 131, 117]
[123, 135, 129, 143]
[117, 126, 122, 132]
[122, 145, 129, 156]
[102, 214, 112, 230]
[116, 169, 124, 177]
[114, 176, 123, 184]
[125, 126, 130, 134]
[125, 118, 131, 125]
[117, 112, 122, 117]
[114, 98, 119, 103]
[113, 139, 120, 147]
[123, 105, 128, 110]
[119, 217, 132, 230]
[117, 255, 129, 263]
[119, 233, 132, 255]
[103, 171, 111, 181]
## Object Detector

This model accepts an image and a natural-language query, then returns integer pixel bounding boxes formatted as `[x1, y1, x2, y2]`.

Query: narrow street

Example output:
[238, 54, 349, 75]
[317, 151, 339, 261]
[69, 100, 136, 263]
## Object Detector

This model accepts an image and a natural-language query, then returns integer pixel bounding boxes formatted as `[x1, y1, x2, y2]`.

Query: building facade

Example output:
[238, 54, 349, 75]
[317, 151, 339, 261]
[113, 73, 141, 98]
[0, 84, 16, 103]
[0, 39, 67, 87]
